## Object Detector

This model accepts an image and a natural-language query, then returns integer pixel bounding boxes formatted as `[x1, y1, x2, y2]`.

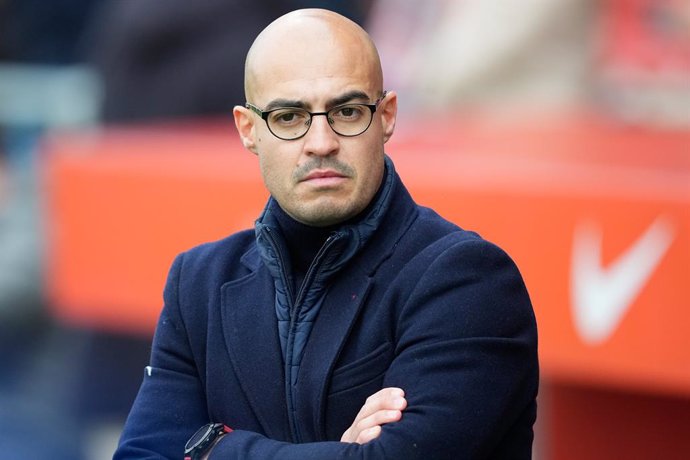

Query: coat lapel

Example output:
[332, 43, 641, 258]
[295, 268, 373, 440]
[220, 256, 290, 441]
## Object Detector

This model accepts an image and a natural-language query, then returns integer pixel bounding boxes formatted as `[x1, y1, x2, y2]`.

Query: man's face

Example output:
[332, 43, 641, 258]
[235, 18, 397, 227]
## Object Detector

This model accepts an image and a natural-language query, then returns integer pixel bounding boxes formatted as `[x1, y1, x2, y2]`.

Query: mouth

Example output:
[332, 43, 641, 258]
[303, 169, 345, 180]
[300, 169, 348, 186]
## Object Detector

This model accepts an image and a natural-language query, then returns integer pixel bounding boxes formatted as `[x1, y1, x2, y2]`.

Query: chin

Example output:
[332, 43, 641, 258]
[295, 203, 358, 227]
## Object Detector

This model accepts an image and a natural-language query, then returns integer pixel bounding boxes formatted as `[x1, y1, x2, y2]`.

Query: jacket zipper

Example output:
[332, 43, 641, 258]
[264, 227, 295, 306]
[265, 227, 341, 443]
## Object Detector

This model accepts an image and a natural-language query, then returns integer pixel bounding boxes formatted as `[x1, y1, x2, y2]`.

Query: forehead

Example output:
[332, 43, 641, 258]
[247, 18, 381, 105]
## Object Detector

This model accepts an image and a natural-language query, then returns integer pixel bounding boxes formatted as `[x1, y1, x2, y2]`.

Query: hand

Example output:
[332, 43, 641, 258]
[340, 387, 407, 444]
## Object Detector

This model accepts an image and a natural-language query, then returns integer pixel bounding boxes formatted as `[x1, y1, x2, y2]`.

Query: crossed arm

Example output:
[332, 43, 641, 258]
[202, 387, 407, 458]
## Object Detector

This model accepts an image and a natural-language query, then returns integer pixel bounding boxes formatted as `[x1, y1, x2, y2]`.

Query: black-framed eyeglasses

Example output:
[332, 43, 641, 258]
[246, 91, 388, 141]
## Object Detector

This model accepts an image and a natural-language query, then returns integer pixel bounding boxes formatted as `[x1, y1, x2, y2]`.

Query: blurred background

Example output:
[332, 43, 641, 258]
[0, 0, 688, 458]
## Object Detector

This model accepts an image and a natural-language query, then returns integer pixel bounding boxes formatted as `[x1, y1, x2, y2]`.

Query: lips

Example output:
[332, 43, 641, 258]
[302, 169, 346, 181]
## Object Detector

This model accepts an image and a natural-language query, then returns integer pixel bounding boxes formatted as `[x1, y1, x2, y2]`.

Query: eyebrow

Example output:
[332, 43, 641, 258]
[263, 90, 371, 112]
[328, 90, 370, 108]
[263, 99, 306, 111]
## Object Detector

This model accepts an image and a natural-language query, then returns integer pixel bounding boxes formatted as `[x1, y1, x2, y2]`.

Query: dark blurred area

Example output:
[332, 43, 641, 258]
[0, 1, 101, 458]
[0, 0, 688, 458]
[0, 0, 96, 63]
[87, 0, 371, 122]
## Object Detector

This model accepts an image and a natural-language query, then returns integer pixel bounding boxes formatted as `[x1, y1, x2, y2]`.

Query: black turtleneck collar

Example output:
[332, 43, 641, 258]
[270, 202, 335, 278]
[270, 165, 387, 289]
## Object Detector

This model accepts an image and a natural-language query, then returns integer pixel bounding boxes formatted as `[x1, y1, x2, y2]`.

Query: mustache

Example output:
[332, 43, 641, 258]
[293, 158, 355, 181]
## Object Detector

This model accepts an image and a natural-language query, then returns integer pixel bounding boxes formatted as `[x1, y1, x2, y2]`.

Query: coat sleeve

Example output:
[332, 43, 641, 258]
[114, 253, 210, 459]
[206, 237, 539, 459]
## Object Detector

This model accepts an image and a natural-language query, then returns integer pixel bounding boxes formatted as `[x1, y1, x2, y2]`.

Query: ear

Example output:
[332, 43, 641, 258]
[379, 91, 398, 144]
[233, 105, 258, 154]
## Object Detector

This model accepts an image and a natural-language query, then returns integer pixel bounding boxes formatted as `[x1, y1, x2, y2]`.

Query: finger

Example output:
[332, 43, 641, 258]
[340, 410, 402, 444]
[342, 408, 403, 442]
[354, 387, 406, 422]
[356, 409, 403, 432]
[360, 392, 406, 422]
[356, 425, 382, 444]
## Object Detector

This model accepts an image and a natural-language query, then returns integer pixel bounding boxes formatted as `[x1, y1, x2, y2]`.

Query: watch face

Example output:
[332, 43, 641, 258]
[186, 424, 214, 450]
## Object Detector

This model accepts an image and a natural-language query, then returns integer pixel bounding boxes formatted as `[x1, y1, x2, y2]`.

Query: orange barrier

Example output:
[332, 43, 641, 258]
[42, 114, 690, 458]
[43, 122, 268, 334]
[42, 115, 690, 394]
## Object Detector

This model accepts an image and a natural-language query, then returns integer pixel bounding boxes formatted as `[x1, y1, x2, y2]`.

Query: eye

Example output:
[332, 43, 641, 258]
[269, 109, 309, 126]
[331, 105, 365, 121]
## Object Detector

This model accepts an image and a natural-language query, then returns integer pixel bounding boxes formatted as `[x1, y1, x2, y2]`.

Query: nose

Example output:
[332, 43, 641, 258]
[303, 113, 339, 157]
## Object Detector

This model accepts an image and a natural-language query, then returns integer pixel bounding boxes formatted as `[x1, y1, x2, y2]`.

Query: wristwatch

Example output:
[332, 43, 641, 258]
[184, 422, 232, 460]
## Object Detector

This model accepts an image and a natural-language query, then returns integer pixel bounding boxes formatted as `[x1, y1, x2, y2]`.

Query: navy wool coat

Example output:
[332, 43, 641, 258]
[114, 160, 538, 459]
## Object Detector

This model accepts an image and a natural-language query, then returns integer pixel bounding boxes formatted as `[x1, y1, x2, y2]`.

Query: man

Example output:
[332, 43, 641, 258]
[114, 8, 538, 459]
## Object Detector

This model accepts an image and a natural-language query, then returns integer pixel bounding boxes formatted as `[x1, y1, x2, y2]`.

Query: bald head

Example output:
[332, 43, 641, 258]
[244, 9, 383, 102]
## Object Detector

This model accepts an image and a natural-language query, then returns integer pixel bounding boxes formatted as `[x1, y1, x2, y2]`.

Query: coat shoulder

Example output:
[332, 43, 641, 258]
[167, 229, 260, 314]
[179, 229, 258, 278]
